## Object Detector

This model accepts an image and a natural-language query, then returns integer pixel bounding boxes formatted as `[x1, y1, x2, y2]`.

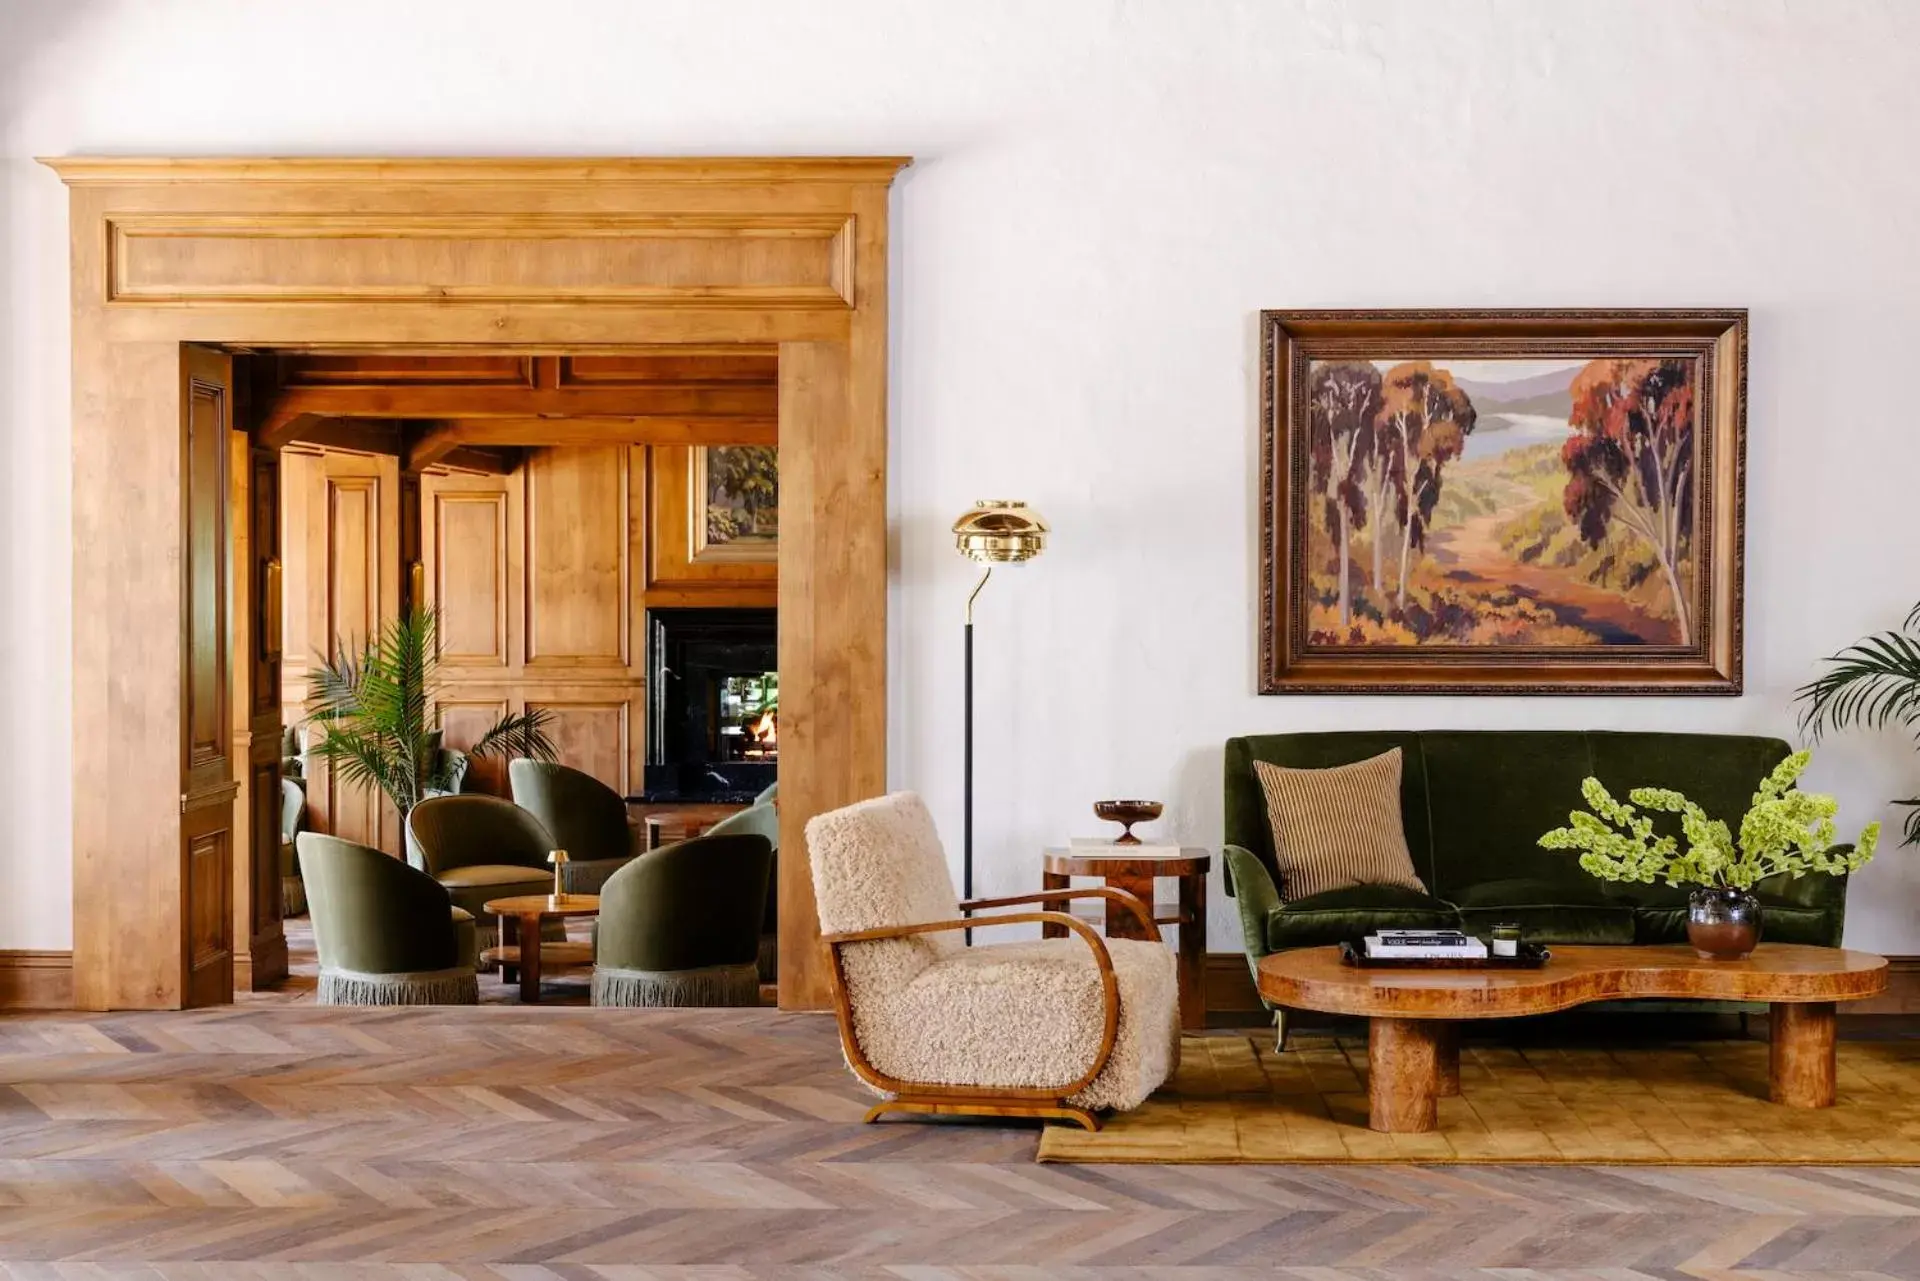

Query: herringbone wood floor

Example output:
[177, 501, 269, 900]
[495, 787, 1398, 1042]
[3, 1001, 1920, 1276]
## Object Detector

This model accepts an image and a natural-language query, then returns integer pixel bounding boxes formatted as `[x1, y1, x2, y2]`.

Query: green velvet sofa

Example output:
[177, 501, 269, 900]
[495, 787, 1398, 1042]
[1224, 731, 1850, 1006]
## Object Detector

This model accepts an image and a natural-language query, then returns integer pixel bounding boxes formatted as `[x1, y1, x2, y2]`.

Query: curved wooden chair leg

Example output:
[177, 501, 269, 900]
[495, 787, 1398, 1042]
[864, 1097, 1101, 1131]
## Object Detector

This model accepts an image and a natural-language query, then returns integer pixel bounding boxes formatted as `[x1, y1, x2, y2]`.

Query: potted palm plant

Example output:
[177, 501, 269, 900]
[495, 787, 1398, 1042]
[305, 608, 558, 826]
[1798, 602, 1920, 848]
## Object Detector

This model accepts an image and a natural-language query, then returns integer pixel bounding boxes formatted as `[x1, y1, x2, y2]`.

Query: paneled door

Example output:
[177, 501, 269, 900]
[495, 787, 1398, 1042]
[180, 346, 237, 1007]
[229, 427, 287, 989]
[283, 449, 403, 853]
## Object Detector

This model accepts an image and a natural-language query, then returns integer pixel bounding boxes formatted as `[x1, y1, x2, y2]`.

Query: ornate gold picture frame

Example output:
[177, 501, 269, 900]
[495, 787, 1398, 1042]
[1260, 309, 1746, 694]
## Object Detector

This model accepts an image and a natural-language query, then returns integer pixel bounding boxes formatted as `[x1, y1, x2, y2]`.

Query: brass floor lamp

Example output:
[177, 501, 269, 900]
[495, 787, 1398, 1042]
[951, 501, 1049, 913]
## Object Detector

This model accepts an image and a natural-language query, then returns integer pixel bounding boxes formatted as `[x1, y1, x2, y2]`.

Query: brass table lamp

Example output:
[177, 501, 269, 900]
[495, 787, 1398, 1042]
[951, 500, 1049, 915]
[547, 849, 569, 903]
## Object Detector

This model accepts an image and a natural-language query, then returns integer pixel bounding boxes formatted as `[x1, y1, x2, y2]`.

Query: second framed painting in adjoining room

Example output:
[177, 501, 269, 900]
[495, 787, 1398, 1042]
[649, 444, 778, 588]
[1260, 309, 1746, 694]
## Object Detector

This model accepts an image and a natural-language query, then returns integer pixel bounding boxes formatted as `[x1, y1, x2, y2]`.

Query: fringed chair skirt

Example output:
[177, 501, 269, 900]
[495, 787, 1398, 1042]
[592, 960, 760, 1008]
[318, 965, 480, 1006]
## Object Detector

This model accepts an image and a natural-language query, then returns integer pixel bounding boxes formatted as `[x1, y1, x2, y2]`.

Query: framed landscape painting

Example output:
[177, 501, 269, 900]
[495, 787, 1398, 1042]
[1260, 310, 1746, 694]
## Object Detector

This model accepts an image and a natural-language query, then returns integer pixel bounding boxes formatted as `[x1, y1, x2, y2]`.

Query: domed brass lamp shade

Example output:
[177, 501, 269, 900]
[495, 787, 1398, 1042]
[952, 500, 1049, 566]
[951, 500, 1048, 919]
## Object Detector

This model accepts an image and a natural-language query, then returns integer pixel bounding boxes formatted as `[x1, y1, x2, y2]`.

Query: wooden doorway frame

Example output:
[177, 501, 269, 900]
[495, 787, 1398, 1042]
[47, 156, 907, 1011]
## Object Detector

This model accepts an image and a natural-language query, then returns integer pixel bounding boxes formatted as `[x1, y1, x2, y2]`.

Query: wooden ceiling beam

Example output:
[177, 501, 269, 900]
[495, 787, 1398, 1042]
[257, 414, 403, 456]
[408, 416, 777, 453]
[431, 446, 522, 476]
[257, 381, 777, 423]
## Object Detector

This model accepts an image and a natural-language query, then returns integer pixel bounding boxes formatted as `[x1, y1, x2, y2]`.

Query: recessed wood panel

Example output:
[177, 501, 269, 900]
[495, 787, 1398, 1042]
[110, 214, 856, 307]
[525, 447, 627, 665]
[183, 823, 233, 1007]
[183, 364, 229, 776]
[437, 699, 512, 796]
[433, 491, 510, 666]
[527, 697, 630, 795]
[326, 477, 383, 650]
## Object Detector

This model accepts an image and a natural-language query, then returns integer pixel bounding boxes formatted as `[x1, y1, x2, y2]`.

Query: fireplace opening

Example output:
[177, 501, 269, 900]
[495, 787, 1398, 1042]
[641, 607, 776, 803]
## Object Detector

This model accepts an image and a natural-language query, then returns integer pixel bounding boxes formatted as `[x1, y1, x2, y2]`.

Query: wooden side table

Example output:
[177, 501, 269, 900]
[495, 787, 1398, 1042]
[481, 893, 600, 1004]
[1041, 848, 1211, 1031]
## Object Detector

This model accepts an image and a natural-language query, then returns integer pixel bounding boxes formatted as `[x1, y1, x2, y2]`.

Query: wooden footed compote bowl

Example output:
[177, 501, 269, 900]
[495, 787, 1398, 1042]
[1093, 800, 1163, 846]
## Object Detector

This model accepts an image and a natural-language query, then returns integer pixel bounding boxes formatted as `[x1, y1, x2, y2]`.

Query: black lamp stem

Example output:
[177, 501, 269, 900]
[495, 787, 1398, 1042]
[964, 617, 974, 906]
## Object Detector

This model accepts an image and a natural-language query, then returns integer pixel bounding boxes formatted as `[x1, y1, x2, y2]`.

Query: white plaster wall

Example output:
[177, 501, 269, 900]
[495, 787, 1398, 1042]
[3, 0, 1918, 955]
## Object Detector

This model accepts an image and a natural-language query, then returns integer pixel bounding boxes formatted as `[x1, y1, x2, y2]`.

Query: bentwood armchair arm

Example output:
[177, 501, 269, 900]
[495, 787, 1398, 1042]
[822, 910, 1122, 1101]
[959, 888, 1161, 941]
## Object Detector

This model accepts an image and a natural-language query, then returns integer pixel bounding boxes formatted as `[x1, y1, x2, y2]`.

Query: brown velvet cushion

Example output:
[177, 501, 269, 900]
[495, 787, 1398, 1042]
[1253, 749, 1426, 902]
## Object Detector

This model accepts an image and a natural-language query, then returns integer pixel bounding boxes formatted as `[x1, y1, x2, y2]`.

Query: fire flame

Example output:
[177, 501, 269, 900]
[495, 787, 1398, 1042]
[748, 708, 776, 747]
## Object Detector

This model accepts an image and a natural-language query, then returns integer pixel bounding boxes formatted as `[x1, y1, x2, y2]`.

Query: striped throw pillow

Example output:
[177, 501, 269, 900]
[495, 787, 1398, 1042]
[1252, 749, 1425, 902]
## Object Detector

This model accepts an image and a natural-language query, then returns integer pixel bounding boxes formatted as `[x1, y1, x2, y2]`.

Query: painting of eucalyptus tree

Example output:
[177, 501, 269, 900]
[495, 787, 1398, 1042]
[1262, 311, 1746, 694]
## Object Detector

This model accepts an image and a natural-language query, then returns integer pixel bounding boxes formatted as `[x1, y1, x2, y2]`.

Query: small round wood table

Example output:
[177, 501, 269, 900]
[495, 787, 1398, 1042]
[1258, 943, 1888, 1133]
[1042, 848, 1211, 1031]
[481, 893, 600, 1004]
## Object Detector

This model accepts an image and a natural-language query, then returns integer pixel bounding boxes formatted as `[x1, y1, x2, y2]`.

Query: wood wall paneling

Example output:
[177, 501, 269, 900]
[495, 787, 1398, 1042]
[285, 451, 402, 853]
[429, 482, 512, 667]
[423, 447, 645, 799]
[525, 446, 628, 666]
[526, 695, 632, 796]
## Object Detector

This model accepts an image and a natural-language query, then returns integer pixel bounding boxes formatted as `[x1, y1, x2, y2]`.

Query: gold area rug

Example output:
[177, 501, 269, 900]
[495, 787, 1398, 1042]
[1036, 1034, 1920, 1164]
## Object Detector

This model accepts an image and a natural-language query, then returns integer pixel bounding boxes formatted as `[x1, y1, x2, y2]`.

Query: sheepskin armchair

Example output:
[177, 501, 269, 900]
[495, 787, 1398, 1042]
[807, 791, 1180, 1131]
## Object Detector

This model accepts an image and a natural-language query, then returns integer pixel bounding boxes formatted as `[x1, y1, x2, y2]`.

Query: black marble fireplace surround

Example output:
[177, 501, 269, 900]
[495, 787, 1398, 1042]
[637, 608, 776, 804]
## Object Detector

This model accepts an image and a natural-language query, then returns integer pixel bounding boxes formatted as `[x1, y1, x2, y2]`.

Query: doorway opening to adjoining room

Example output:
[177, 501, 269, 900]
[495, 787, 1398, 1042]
[259, 349, 781, 1004]
[48, 156, 905, 1013]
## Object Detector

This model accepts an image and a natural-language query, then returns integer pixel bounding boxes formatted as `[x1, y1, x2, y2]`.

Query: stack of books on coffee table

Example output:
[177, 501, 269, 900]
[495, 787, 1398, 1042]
[1362, 929, 1487, 960]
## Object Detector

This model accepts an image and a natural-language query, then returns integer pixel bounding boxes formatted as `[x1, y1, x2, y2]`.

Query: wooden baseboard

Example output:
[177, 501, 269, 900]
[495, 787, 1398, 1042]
[6, 947, 1914, 1017]
[0, 950, 74, 1010]
[1206, 953, 1920, 1018]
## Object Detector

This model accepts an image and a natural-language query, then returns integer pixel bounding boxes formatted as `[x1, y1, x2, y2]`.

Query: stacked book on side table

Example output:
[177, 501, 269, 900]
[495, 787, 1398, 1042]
[1363, 929, 1486, 960]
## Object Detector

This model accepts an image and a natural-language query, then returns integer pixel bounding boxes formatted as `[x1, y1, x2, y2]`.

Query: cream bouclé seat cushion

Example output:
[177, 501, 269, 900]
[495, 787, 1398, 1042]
[807, 791, 1179, 1113]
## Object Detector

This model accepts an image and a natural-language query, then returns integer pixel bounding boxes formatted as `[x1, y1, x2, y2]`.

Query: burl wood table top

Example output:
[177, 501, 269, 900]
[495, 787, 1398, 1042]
[481, 894, 601, 918]
[1043, 849, 1211, 877]
[1258, 944, 1887, 1020]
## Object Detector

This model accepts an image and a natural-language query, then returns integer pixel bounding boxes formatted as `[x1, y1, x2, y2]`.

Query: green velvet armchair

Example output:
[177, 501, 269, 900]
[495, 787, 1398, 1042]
[280, 778, 308, 917]
[508, 760, 641, 895]
[592, 831, 773, 1007]
[404, 794, 560, 954]
[296, 832, 479, 1005]
[705, 799, 780, 982]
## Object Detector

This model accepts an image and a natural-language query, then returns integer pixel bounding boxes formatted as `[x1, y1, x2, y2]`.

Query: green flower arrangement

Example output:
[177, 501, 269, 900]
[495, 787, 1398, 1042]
[1537, 750, 1881, 891]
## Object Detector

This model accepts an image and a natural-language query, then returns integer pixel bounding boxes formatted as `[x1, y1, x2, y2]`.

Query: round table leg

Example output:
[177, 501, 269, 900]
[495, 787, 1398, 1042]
[1770, 1001, 1838, 1107]
[517, 912, 544, 1004]
[1369, 1017, 1441, 1133]
[1434, 1022, 1460, 1098]
[500, 913, 519, 985]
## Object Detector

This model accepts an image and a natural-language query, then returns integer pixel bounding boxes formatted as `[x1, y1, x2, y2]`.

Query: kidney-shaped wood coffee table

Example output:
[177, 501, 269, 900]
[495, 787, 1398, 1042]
[1258, 944, 1888, 1133]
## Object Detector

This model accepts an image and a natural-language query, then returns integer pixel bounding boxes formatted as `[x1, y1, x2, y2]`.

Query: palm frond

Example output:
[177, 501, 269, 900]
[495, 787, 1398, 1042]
[467, 706, 559, 763]
[1796, 608, 1920, 741]
[1898, 799, 1920, 848]
[301, 607, 450, 819]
